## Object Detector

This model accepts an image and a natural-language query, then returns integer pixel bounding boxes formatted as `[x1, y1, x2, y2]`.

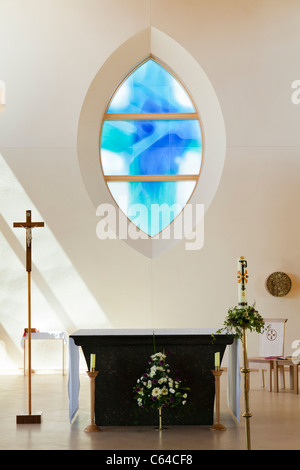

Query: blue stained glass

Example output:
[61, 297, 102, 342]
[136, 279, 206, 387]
[107, 59, 195, 114]
[101, 120, 202, 176]
[100, 58, 203, 237]
[108, 181, 196, 237]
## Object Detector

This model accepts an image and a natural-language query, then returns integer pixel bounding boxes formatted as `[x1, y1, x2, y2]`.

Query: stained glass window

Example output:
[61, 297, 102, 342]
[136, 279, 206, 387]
[100, 57, 203, 237]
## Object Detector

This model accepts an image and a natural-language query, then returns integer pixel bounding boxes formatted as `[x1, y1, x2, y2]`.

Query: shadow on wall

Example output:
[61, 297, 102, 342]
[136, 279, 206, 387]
[0, 213, 77, 332]
[0, 323, 23, 368]
[0, 146, 154, 331]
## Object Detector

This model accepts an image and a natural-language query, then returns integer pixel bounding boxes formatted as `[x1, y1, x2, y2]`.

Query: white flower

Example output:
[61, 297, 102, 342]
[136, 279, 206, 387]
[152, 387, 161, 397]
[147, 380, 152, 388]
[161, 387, 168, 395]
[182, 400, 186, 405]
[169, 388, 175, 394]
[151, 352, 166, 360]
[183, 393, 187, 399]
[158, 378, 164, 384]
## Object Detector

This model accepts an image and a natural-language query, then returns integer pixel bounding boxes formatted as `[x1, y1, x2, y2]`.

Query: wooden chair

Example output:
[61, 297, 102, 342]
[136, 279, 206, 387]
[248, 318, 287, 391]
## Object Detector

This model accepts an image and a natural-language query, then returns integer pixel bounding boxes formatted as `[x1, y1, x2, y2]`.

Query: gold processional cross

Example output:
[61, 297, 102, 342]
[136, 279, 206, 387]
[13, 210, 44, 423]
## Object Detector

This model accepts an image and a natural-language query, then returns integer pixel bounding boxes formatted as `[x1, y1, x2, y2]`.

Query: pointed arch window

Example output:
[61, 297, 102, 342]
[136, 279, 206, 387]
[100, 57, 203, 237]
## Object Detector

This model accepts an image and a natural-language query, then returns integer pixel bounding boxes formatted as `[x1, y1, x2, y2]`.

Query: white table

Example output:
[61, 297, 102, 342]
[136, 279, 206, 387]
[21, 331, 68, 375]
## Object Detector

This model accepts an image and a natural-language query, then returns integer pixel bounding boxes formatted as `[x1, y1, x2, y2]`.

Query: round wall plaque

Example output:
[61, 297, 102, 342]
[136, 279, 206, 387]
[266, 272, 292, 297]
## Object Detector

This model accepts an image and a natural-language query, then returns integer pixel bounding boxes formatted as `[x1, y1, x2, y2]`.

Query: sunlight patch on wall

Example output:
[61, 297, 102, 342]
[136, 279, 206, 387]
[0, 152, 111, 370]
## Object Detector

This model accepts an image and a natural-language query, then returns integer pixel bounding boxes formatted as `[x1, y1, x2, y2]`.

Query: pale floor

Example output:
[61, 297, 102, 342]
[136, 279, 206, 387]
[0, 369, 300, 451]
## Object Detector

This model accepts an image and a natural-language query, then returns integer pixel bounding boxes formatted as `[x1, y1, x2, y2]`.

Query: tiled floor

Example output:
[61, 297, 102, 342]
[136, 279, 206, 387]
[1, 369, 299, 451]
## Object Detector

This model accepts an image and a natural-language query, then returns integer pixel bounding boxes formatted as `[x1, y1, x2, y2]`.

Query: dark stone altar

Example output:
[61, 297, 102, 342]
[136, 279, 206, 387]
[70, 329, 234, 426]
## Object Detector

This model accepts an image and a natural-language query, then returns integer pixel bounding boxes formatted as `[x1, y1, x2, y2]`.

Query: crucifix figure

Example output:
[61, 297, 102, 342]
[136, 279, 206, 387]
[14, 210, 44, 272]
[13, 210, 44, 423]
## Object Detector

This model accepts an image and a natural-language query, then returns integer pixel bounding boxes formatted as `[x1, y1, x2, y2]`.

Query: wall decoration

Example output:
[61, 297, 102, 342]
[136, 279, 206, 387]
[266, 272, 292, 297]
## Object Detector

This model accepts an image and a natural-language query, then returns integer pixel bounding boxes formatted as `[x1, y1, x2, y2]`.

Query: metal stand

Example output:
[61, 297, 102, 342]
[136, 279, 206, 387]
[241, 326, 252, 450]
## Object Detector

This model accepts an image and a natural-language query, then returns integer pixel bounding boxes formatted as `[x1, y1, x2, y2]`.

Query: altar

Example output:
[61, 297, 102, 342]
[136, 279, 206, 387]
[68, 329, 239, 426]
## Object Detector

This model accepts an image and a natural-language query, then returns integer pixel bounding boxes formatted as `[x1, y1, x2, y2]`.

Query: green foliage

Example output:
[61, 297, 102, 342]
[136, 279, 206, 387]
[214, 305, 266, 340]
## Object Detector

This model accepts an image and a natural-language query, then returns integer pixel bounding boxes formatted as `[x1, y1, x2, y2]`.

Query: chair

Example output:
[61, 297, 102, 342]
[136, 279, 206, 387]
[248, 318, 288, 391]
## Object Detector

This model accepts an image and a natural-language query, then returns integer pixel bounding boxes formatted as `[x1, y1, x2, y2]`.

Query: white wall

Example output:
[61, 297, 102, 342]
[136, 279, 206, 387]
[1, 0, 300, 371]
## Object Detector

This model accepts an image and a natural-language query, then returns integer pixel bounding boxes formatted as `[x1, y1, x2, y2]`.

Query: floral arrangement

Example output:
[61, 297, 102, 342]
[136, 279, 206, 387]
[214, 304, 266, 340]
[133, 351, 190, 412]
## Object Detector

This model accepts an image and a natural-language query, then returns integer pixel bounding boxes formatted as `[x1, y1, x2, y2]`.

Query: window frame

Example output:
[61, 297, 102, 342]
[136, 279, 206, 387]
[77, 27, 226, 258]
[99, 55, 204, 237]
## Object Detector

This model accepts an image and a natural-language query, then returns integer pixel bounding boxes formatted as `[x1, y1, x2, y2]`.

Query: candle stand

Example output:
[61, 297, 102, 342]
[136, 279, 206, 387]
[210, 369, 226, 431]
[84, 370, 101, 432]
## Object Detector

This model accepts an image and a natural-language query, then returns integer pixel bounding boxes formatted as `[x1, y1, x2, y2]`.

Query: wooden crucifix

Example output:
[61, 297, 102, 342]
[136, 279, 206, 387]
[13, 210, 44, 424]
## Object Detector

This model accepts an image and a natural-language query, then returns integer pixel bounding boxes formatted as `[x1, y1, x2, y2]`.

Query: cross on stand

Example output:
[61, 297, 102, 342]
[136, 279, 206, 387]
[13, 210, 44, 424]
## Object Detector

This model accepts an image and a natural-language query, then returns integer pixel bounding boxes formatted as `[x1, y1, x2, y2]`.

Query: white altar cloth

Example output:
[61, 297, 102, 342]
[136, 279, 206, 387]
[68, 328, 241, 423]
[21, 330, 67, 347]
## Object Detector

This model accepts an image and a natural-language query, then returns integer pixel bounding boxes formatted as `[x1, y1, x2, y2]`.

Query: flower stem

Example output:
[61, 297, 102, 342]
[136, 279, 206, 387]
[158, 407, 162, 431]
